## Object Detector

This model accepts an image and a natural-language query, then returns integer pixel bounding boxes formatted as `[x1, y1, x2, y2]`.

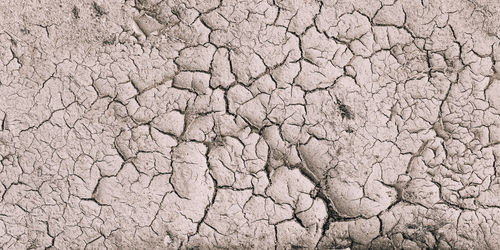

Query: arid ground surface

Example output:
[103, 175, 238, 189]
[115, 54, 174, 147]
[0, 0, 500, 249]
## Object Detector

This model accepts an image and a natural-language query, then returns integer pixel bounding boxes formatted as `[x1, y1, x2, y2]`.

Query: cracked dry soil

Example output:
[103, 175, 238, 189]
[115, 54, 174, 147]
[0, 0, 499, 249]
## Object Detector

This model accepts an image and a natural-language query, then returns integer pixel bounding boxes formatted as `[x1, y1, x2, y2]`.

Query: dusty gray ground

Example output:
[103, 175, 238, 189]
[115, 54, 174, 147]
[0, 0, 499, 249]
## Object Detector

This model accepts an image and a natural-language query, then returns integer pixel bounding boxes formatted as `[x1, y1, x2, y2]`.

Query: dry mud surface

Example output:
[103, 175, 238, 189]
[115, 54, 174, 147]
[0, 0, 499, 249]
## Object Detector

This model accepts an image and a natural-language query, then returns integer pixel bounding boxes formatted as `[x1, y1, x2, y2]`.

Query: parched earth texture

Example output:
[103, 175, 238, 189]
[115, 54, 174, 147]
[0, 0, 500, 249]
